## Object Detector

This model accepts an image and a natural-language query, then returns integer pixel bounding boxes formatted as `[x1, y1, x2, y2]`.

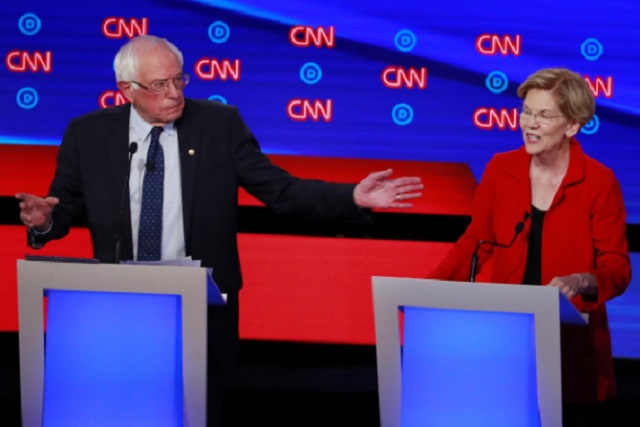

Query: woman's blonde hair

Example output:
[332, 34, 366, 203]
[517, 68, 595, 126]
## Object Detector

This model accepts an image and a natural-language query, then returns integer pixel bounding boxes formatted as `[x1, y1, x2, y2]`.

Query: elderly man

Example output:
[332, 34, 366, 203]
[17, 35, 423, 426]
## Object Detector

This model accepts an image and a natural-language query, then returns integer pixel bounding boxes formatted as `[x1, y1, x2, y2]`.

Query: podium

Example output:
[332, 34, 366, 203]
[372, 277, 587, 427]
[17, 260, 224, 427]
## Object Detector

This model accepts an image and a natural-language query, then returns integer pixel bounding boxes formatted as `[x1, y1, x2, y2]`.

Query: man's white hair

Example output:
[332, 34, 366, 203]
[114, 35, 184, 83]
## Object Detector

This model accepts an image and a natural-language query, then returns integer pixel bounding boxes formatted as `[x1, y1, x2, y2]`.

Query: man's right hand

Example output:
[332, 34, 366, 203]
[15, 193, 59, 232]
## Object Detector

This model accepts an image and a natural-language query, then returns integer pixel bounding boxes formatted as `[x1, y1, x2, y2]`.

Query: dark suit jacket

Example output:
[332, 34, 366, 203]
[34, 99, 364, 294]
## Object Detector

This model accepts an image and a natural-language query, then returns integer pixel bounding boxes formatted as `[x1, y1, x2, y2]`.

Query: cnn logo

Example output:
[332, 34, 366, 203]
[289, 26, 335, 48]
[6, 51, 52, 73]
[381, 66, 427, 89]
[195, 59, 241, 81]
[473, 108, 519, 131]
[99, 91, 129, 108]
[287, 99, 333, 122]
[102, 17, 148, 39]
[476, 34, 521, 56]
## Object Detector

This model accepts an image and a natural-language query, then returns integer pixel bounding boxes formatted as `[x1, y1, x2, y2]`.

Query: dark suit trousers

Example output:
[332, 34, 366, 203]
[207, 293, 240, 427]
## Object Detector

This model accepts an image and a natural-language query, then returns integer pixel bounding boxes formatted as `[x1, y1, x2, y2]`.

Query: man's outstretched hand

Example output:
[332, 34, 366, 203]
[353, 169, 423, 209]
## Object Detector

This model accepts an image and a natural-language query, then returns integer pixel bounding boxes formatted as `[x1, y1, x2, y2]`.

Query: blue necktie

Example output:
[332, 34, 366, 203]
[138, 126, 164, 261]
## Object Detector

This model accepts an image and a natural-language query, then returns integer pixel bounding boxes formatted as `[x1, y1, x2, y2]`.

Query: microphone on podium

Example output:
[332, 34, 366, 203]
[114, 142, 138, 263]
[469, 211, 531, 282]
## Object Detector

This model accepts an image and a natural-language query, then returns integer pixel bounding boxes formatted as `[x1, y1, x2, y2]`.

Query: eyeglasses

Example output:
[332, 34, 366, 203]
[519, 108, 563, 125]
[131, 74, 190, 94]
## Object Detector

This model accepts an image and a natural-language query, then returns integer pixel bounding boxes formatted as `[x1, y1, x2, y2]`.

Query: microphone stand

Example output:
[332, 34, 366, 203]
[114, 142, 138, 263]
[469, 212, 530, 282]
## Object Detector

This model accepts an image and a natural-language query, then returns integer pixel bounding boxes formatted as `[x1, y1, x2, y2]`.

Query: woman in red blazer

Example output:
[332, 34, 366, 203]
[427, 68, 631, 424]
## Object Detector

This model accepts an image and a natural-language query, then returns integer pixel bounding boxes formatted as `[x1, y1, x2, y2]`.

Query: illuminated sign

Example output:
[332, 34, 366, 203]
[289, 26, 335, 48]
[102, 17, 148, 39]
[300, 62, 323, 85]
[473, 108, 519, 130]
[485, 71, 509, 94]
[581, 38, 604, 61]
[392, 104, 414, 126]
[99, 90, 129, 108]
[18, 13, 42, 36]
[476, 34, 521, 56]
[6, 51, 52, 73]
[16, 87, 39, 109]
[287, 99, 333, 122]
[584, 75, 613, 99]
[381, 66, 427, 89]
[395, 29, 417, 52]
[208, 21, 230, 44]
[195, 59, 241, 81]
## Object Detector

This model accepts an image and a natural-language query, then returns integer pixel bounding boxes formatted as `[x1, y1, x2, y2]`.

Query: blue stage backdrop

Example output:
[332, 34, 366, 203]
[1, 0, 638, 222]
[2, 1, 639, 357]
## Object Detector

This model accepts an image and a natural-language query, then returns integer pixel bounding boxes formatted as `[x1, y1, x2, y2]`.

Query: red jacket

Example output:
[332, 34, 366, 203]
[428, 140, 631, 404]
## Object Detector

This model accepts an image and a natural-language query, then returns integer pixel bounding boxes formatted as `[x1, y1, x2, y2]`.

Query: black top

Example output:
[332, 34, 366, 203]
[522, 205, 546, 285]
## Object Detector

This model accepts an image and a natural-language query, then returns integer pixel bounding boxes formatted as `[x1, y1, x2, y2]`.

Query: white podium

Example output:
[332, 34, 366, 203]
[17, 259, 224, 427]
[372, 277, 587, 427]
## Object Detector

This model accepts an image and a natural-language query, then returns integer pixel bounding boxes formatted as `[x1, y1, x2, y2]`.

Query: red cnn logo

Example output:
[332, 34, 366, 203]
[195, 58, 241, 81]
[6, 51, 52, 73]
[473, 108, 519, 130]
[476, 34, 521, 56]
[381, 66, 427, 89]
[102, 17, 148, 39]
[289, 26, 335, 48]
[287, 99, 333, 122]
[583, 76, 613, 99]
[99, 91, 129, 108]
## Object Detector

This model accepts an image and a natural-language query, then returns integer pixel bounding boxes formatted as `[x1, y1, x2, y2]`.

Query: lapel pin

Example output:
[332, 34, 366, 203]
[188, 149, 195, 156]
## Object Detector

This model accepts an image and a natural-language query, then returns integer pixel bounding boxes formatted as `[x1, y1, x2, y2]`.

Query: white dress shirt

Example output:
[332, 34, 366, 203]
[128, 107, 185, 261]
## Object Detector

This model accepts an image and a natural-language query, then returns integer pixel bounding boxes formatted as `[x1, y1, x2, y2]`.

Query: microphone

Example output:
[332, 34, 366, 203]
[469, 211, 531, 282]
[114, 142, 138, 263]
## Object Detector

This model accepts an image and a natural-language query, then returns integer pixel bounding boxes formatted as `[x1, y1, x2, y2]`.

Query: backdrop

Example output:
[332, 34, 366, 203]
[1, 0, 638, 357]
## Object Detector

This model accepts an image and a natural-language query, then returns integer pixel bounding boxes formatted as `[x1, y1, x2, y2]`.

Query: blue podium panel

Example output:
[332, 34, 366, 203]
[401, 307, 540, 427]
[43, 290, 184, 427]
